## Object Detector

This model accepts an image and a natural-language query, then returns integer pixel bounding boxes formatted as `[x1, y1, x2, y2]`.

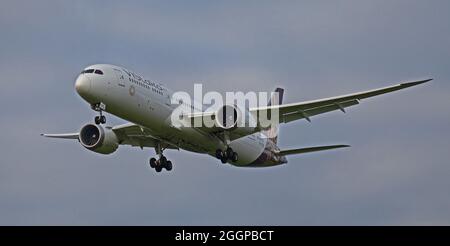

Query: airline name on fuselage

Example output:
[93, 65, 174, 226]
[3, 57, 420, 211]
[121, 68, 164, 91]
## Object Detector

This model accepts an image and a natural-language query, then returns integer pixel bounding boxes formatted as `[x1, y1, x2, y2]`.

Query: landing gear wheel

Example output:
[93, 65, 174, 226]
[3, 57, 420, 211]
[94, 115, 106, 124]
[226, 147, 234, 159]
[231, 152, 238, 162]
[215, 149, 223, 159]
[220, 155, 228, 164]
[160, 156, 167, 166]
[155, 166, 162, 172]
[165, 161, 173, 171]
[149, 158, 157, 168]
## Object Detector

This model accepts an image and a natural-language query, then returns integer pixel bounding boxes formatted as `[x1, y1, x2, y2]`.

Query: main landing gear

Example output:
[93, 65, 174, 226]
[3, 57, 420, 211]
[215, 147, 238, 164]
[149, 143, 173, 172]
[149, 156, 172, 172]
[92, 102, 106, 124]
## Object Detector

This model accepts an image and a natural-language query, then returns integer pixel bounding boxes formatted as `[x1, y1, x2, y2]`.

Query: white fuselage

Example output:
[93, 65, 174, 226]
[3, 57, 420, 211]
[75, 64, 284, 167]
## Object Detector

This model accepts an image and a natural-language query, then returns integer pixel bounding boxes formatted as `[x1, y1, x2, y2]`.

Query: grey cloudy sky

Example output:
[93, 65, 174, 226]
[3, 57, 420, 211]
[1, 0, 449, 225]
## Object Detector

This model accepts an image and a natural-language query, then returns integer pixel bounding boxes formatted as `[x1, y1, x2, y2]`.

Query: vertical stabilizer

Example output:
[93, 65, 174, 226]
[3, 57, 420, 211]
[264, 88, 284, 144]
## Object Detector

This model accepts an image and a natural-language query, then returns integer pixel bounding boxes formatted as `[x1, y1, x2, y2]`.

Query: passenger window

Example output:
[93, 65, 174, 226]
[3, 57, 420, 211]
[94, 70, 103, 75]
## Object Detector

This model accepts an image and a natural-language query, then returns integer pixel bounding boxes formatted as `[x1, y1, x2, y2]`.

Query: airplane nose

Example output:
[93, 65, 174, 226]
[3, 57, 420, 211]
[75, 75, 91, 97]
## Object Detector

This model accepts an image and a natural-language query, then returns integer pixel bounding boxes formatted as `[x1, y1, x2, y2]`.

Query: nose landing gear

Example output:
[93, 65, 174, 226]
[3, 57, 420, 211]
[92, 102, 107, 124]
[94, 115, 106, 125]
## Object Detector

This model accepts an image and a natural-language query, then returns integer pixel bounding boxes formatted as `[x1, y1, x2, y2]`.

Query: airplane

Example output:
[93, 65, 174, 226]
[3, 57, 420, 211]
[42, 64, 431, 172]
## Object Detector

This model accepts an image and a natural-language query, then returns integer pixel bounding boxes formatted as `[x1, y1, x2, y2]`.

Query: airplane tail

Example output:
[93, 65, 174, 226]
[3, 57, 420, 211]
[264, 87, 284, 144]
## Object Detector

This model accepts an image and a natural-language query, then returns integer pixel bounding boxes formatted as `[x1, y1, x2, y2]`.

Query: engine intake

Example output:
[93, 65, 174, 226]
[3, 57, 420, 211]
[215, 105, 258, 136]
[79, 124, 118, 154]
[216, 105, 239, 129]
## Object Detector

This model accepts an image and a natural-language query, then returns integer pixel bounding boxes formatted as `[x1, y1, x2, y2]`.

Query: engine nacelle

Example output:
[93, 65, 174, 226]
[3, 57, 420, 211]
[79, 124, 119, 154]
[215, 105, 257, 136]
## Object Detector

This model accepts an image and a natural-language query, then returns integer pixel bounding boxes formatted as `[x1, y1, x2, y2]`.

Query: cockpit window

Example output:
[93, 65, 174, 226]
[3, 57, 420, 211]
[81, 69, 95, 74]
[94, 70, 103, 75]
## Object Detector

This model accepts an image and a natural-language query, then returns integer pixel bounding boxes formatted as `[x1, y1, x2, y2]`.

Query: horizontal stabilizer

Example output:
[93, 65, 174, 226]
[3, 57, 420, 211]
[279, 144, 350, 156]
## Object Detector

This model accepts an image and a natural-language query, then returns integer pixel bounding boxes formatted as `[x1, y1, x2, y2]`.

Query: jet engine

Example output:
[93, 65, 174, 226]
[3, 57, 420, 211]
[79, 124, 119, 154]
[215, 105, 258, 136]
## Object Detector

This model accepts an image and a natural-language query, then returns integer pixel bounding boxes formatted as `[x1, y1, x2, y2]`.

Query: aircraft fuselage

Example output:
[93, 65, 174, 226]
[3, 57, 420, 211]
[75, 64, 286, 167]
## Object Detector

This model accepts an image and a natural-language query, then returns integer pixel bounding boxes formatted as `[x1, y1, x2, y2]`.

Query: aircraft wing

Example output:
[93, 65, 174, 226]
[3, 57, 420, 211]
[183, 79, 430, 141]
[41, 123, 177, 150]
[251, 79, 431, 123]
[112, 123, 178, 149]
[40, 133, 79, 139]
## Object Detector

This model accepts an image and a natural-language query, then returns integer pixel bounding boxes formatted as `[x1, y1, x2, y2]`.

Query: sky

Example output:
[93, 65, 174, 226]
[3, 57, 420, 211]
[1, 0, 450, 225]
